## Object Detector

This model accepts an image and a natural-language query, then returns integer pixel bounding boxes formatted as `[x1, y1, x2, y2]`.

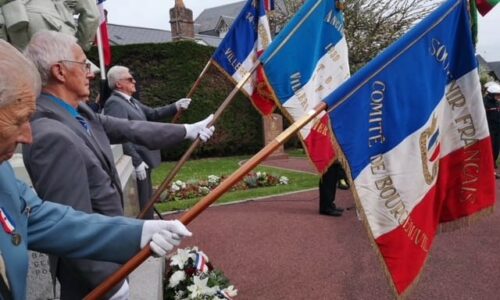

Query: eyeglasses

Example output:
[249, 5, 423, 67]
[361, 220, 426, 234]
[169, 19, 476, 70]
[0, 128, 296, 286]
[121, 77, 135, 83]
[58, 60, 92, 73]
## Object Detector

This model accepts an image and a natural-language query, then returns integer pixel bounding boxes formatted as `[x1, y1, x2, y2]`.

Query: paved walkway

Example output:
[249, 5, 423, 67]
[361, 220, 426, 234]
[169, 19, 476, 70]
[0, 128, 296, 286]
[169, 157, 500, 300]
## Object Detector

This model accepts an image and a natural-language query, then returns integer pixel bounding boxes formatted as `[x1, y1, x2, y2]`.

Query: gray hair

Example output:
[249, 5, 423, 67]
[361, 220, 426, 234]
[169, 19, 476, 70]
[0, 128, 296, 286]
[107, 65, 130, 89]
[23, 31, 78, 87]
[0, 40, 42, 109]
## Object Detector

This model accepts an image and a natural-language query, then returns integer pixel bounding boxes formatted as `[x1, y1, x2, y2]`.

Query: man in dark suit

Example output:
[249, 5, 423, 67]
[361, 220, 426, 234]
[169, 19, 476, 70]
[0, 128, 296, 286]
[319, 161, 348, 217]
[21, 30, 214, 299]
[103, 65, 193, 219]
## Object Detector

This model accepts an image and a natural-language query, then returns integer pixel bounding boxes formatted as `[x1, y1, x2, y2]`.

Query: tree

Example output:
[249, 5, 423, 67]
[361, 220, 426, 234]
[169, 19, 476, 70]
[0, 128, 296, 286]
[269, 0, 439, 72]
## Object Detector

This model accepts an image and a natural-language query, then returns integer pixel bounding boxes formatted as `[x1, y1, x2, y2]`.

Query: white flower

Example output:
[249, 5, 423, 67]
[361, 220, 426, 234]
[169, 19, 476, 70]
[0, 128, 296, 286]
[256, 171, 262, 177]
[174, 290, 186, 300]
[174, 180, 186, 189]
[198, 186, 210, 195]
[170, 248, 195, 269]
[187, 276, 217, 298]
[170, 184, 180, 192]
[223, 285, 238, 297]
[207, 175, 220, 184]
[279, 176, 289, 185]
[168, 270, 186, 287]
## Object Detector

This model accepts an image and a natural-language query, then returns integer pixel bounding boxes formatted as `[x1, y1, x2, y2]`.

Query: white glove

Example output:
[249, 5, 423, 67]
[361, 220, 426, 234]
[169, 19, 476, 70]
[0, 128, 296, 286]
[141, 220, 192, 256]
[175, 98, 191, 110]
[135, 161, 149, 181]
[184, 114, 215, 142]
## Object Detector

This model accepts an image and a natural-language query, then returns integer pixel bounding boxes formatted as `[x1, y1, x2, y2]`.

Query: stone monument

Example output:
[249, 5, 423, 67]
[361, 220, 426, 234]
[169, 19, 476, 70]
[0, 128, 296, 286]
[169, 0, 194, 41]
[263, 113, 289, 160]
[0, 0, 99, 50]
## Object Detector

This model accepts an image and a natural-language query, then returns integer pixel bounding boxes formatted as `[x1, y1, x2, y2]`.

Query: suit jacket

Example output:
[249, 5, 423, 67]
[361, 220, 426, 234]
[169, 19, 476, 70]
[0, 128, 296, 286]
[21, 94, 185, 299]
[103, 91, 178, 168]
[0, 162, 143, 300]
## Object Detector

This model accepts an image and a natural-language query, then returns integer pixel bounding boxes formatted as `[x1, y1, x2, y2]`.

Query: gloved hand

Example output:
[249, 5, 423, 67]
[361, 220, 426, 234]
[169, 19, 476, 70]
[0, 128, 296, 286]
[135, 161, 149, 181]
[184, 114, 215, 142]
[175, 98, 191, 110]
[140, 220, 192, 256]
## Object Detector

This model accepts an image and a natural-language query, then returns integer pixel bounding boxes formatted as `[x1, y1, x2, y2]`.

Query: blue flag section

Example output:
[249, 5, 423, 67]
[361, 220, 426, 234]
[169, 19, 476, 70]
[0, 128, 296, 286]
[260, 0, 350, 173]
[323, 0, 495, 296]
[212, 0, 262, 76]
[260, 0, 345, 104]
[211, 0, 274, 115]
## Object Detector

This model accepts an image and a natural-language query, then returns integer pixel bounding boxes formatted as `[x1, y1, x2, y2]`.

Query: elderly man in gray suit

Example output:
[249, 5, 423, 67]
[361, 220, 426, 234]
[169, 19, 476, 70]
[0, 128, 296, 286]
[21, 30, 214, 300]
[103, 65, 197, 219]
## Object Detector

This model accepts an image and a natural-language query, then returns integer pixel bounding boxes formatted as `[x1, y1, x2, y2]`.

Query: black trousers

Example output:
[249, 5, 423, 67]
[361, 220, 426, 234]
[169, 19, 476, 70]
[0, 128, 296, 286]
[137, 168, 154, 219]
[319, 162, 345, 212]
[491, 128, 500, 168]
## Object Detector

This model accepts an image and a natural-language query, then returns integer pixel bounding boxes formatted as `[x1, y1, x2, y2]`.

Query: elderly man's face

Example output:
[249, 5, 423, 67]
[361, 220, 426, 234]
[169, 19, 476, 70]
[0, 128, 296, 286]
[0, 85, 36, 163]
[116, 71, 137, 96]
[60, 45, 93, 104]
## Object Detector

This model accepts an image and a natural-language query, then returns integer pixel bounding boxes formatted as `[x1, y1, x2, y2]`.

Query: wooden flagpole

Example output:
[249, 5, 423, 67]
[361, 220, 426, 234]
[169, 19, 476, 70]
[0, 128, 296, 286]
[85, 101, 328, 300]
[137, 61, 259, 220]
[170, 60, 212, 124]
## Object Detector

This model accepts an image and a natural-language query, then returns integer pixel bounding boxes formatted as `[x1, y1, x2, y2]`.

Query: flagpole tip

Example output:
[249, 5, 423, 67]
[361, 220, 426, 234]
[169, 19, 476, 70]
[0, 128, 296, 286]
[336, 0, 346, 11]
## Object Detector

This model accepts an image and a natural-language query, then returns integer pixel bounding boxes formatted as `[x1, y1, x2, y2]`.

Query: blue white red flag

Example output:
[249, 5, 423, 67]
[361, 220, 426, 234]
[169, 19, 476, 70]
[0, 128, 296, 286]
[195, 251, 209, 273]
[97, 0, 111, 67]
[260, 0, 350, 173]
[324, 0, 495, 296]
[212, 0, 275, 115]
[264, 0, 275, 11]
[0, 208, 15, 234]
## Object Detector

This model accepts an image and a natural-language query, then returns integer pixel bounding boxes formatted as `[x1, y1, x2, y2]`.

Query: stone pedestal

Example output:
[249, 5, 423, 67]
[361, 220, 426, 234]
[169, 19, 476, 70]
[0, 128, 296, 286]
[263, 113, 289, 160]
[169, 5, 194, 41]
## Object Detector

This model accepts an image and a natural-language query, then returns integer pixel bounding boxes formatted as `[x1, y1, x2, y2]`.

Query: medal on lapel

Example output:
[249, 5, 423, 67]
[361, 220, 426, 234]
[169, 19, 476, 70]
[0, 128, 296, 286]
[0, 207, 21, 246]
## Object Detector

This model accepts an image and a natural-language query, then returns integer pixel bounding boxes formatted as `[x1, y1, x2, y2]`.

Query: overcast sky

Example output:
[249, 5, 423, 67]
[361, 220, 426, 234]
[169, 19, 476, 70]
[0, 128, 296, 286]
[103, 0, 499, 61]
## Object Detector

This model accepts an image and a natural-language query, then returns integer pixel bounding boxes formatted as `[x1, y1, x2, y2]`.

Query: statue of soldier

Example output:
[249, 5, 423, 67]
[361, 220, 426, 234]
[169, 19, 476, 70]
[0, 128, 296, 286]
[0, 0, 99, 50]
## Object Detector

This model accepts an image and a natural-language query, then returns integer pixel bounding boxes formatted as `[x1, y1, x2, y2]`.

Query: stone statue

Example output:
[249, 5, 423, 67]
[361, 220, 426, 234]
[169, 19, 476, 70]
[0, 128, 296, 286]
[0, 0, 99, 50]
[175, 0, 184, 8]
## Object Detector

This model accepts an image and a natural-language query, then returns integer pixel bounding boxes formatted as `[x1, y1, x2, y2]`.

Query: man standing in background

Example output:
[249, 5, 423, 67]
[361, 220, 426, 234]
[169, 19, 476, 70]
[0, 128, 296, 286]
[104, 65, 195, 219]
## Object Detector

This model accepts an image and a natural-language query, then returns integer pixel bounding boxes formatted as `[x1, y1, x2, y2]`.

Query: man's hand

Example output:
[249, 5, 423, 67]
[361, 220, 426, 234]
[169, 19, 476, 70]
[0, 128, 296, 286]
[175, 98, 192, 110]
[140, 220, 192, 256]
[135, 161, 149, 181]
[183, 114, 215, 142]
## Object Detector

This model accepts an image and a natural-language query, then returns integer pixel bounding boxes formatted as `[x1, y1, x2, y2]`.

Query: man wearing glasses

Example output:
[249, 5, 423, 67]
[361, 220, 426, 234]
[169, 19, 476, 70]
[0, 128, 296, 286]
[21, 30, 214, 299]
[104, 65, 193, 219]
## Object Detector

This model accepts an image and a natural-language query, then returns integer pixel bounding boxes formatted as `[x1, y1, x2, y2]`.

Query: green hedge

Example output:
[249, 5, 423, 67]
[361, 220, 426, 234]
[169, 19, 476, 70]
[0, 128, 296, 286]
[87, 41, 265, 161]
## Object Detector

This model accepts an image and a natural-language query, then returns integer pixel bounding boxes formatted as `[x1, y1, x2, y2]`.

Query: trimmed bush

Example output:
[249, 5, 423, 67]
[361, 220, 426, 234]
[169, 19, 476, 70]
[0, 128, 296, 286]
[88, 41, 264, 160]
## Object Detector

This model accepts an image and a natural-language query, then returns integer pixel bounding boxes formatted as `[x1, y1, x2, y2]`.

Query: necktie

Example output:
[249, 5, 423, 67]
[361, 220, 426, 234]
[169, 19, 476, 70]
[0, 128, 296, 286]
[129, 98, 140, 110]
[75, 115, 91, 135]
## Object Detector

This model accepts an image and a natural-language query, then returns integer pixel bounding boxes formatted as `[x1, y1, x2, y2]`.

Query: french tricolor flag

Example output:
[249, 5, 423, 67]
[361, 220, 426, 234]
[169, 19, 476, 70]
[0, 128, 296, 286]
[325, 0, 495, 296]
[264, 0, 275, 11]
[212, 0, 275, 115]
[97, 0, 111, 67]
[0, 207, 15, 234]
[195, 252, 209, 273]
[260, 0, 350, 173]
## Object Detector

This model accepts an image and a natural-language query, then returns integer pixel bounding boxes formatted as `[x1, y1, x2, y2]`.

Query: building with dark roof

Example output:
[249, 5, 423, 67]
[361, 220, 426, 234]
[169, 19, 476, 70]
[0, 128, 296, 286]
[107, 23, 222, 47]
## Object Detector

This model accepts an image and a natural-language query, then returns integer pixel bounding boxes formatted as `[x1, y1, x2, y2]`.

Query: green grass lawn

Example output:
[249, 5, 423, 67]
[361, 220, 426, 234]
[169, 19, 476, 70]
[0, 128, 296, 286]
[151, 155, 318, 212]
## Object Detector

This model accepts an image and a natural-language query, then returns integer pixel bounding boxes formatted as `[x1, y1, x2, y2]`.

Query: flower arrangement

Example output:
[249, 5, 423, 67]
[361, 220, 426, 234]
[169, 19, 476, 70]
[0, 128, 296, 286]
[165, 172, 289, 202]
[164, 247, 237, 300]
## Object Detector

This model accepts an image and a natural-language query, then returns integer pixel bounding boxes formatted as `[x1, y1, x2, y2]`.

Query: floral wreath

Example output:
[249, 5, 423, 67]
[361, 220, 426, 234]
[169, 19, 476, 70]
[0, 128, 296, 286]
[164, 247, 238, 300]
